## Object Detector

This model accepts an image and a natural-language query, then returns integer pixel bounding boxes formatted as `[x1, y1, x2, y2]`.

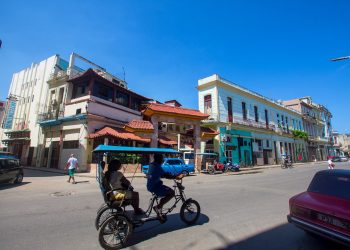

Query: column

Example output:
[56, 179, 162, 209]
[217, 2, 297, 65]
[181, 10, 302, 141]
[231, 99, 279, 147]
[150, 116, 158, 148]
[194, 124, 201, 173]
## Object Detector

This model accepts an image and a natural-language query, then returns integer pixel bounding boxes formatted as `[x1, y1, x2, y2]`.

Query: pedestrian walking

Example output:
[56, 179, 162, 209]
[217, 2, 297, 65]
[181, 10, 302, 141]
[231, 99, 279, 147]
[65, 154, 79, 184]
[328, 157, 334, 170]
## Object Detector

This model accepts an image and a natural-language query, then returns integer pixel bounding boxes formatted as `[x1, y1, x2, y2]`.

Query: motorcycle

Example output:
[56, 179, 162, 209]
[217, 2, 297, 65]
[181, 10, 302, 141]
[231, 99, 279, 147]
[208, 160, 225, 174]
[224, 161, 240, 172]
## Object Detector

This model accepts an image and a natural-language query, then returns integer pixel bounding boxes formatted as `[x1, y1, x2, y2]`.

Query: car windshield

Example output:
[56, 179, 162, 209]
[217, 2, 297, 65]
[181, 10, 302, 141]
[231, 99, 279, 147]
[308, 172, 350, 200]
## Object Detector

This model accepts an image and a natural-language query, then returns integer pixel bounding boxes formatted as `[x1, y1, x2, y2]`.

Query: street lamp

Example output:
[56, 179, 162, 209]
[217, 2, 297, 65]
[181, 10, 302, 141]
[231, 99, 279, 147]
[331, 56, 350, 62]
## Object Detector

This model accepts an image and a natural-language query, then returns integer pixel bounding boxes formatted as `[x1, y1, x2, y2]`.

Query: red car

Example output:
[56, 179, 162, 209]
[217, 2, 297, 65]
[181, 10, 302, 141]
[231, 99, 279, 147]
[288, 169, 350, 246]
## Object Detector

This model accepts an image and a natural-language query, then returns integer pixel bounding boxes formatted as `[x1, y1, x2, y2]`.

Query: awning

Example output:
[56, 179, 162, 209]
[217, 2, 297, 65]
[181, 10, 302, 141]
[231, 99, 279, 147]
[89, 126, 150, 143]
[93, 145, 179, 154]
[158, 135, 177, 146]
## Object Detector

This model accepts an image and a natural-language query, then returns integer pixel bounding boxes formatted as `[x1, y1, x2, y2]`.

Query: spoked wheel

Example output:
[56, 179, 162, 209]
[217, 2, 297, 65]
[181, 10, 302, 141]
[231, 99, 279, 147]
[208, 167, 215, 175]
[98, 215, 132, 250]
[180, 199, 201, 225]
[95, 205, 119, 230]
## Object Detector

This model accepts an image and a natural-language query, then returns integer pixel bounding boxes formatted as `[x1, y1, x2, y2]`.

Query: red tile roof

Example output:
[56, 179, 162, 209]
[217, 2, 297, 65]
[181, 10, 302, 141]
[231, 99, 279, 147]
[158, 135, 177, 145]
[125, 120, 154, 131]
[89, 126, 150, 143]
[186, 127, 219, 137]
[143, 103, 209, 119]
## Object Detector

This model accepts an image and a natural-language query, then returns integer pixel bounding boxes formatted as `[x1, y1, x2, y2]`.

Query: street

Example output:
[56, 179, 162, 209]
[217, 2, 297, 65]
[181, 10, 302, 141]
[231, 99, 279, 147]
[0, 163, 349, 250]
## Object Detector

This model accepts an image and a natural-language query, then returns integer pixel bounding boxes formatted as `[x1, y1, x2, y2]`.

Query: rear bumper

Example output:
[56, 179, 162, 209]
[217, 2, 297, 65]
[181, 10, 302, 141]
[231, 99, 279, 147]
[288, 215, 350, 246]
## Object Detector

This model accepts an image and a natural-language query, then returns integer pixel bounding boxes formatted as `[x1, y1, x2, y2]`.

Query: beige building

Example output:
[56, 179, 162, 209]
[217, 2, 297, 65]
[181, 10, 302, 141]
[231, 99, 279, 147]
[283, 97, 333, 161]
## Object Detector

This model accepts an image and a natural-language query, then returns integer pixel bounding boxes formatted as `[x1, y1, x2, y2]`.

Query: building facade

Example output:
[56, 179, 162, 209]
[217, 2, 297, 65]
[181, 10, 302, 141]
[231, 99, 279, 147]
[1, 53, 211, 172]
[1, 55, 61, 165]
[332, 131, 350, 156]
[283, 97, 333, 161]
[198, 74, 308, 166]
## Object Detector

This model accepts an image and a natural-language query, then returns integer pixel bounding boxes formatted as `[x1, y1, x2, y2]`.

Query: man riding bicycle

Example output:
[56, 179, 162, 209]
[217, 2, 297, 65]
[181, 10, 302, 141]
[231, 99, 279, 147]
[147, 153, 183, 221]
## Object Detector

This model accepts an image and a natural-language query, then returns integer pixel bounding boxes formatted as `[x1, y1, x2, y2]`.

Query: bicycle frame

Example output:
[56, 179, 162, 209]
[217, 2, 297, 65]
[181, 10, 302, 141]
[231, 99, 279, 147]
[131, 180, 187, 227]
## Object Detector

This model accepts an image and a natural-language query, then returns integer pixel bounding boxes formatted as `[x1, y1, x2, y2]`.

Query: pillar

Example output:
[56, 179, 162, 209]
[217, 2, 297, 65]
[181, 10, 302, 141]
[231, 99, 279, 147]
[194, 124, 201, 173]
[150, 116, 159, 148]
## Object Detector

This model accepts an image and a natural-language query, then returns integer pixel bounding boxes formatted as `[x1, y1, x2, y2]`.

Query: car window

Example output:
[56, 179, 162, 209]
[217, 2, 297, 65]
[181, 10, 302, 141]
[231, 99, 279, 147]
[167, 159, 181, 165]
[308, 172, 350, 200]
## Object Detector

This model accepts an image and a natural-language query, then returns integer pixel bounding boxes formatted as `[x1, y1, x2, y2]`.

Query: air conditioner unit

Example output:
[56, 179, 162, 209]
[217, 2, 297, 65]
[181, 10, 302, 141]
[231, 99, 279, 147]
[161, 123, 168, 132]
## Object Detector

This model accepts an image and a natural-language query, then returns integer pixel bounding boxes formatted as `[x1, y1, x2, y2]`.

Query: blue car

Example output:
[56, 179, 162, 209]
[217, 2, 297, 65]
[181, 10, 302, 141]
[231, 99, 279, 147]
[142, 158, 194, 176]
[0, 151, 18, 159]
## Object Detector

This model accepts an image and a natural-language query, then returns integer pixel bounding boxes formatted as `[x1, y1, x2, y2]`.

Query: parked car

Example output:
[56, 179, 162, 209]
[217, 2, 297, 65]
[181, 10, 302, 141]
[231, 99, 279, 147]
[0, 157, 24, 184]
[142, 158, 194, 176]
[0, 151, 18, 159]
[288, 170, 350, 246]
[332, 156, 349, 162]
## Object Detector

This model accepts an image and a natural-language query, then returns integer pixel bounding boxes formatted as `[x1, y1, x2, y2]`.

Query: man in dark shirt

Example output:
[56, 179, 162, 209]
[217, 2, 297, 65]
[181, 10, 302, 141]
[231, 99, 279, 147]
[147, 154, 183, 219]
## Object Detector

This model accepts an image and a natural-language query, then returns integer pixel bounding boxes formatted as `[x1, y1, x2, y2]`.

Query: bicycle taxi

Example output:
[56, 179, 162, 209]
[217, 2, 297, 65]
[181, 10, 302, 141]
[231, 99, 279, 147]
[93, 145, 201, 249]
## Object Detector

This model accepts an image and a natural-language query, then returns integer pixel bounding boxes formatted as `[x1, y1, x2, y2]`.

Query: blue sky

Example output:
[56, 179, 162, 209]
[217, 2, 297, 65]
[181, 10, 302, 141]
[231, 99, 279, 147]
[1, 0, 349, 132]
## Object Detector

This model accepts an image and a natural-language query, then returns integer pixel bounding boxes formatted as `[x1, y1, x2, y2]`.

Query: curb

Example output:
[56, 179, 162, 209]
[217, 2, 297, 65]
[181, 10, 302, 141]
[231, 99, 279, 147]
[23, 160, 327, 178]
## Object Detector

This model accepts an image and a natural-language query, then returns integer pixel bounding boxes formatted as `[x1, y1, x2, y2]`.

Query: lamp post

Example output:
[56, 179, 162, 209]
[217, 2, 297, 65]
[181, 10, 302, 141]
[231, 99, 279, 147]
[331, 56, 350, 62]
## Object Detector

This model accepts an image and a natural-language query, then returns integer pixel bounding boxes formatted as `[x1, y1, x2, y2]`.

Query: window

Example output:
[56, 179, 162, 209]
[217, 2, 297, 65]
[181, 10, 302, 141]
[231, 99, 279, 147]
[63, 140, 79, 149]
[76, 108, 81, 115]
[254, 106, 259, 122]
[167, 159, 182, 165]
[265, 109, 269, 127]
[281, 115, 285, 127]
[116, 91, 129, 107]
[286, 117, 289, 132]
[266, 140, 270, 148]
[93, 81, 113, 102]
[204, 95, 212, 114]
[227, 97, 233, 122]
[72, 82, 89, 99]
[131, 97, 141, 111]
[242, 102, 247, 120]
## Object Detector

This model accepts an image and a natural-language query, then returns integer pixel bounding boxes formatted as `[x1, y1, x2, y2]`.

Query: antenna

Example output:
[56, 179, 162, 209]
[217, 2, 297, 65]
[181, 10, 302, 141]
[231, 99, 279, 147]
[122, 66, 126, 82]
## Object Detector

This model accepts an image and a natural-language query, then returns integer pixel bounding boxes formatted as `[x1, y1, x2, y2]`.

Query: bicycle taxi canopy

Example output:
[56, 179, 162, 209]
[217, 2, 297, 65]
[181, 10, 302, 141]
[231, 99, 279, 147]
[93, 145, 180, 190]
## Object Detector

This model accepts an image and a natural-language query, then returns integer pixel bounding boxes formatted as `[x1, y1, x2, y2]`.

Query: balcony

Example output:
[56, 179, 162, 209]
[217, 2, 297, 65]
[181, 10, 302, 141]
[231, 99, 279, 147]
[232, 116, 276, 131]
[37, 104, 65, 123]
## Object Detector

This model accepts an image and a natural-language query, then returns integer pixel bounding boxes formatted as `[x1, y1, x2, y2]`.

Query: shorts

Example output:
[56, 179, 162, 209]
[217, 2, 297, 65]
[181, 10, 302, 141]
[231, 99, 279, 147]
[152, 184, 172, 197]
[68, 168, 75, 177]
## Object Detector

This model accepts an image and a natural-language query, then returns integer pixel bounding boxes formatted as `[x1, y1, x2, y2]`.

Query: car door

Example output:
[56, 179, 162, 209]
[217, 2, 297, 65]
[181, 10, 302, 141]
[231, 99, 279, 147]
[170, 159, 182, 175]
[6, 159, 18, 181]
[0, 159, 6, 183]
[162, 160, 173, 174]
[0, 159, 11, 183]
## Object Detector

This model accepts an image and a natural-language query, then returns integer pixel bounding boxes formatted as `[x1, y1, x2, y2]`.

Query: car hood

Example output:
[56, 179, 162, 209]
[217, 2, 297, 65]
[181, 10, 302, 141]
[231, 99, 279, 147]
[293, 192, 350, 220]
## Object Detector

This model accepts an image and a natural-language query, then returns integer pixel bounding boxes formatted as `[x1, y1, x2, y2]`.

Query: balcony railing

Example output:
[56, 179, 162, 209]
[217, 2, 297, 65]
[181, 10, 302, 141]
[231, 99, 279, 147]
[232, 116, 276, 131]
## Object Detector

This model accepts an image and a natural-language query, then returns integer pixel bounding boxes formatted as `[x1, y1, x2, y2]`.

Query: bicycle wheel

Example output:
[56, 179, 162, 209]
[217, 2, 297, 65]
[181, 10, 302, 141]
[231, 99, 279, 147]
[95, 205, 118, 230]
[208, 167, 215, 175]
[180, 199, 200, 225]
[98, 215, 132, 250]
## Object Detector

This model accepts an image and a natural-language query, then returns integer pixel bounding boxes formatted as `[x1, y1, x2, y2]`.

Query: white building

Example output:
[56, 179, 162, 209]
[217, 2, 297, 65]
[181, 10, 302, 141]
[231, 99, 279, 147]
[198, 74, 307, 165]
[1, 55, 62, 165]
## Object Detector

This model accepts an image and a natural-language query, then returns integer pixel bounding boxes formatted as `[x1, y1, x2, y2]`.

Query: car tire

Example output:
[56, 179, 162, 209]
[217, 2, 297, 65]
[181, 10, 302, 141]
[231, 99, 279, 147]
[182, 170, 189, 176]
[14, 173, 23, 184]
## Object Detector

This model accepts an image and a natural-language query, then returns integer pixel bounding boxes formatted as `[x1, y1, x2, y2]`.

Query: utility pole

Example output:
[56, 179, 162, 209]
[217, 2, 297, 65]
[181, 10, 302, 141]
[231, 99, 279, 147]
[331, 56, 350, 62]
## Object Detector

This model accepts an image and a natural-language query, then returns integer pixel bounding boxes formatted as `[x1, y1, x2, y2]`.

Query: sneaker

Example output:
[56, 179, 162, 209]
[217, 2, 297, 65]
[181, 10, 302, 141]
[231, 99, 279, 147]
[153, 206, 165, 222]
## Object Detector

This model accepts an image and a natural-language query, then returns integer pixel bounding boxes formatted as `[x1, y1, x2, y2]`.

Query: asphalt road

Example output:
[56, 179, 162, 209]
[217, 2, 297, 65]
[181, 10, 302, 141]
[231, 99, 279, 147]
[0, 162, 349, 250]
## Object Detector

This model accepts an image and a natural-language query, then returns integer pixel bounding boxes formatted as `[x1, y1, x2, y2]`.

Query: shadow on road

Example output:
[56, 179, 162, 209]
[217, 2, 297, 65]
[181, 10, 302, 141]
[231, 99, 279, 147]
[24, 169, 66, 177]
[126, 213, 210, 247]
[0, 182, 31, 190]
[214, 223, 348, 250]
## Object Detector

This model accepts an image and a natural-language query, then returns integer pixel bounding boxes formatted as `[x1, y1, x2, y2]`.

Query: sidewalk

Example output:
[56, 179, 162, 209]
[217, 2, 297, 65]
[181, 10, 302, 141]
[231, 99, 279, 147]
[23, 160, 327, 178]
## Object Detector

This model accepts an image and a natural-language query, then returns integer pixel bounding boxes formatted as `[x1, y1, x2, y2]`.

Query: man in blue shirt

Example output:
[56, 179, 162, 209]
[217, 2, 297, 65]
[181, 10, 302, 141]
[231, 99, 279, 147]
[147, 153, 183, 220]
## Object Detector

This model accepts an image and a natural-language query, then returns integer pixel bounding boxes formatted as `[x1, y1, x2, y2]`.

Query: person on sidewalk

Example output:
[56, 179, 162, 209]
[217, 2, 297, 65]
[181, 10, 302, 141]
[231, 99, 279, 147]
[65, 154, 79, 184]
[106, 159, 144, 215]
[146, 153, 183, 222]
[328, 157, 335, 170]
